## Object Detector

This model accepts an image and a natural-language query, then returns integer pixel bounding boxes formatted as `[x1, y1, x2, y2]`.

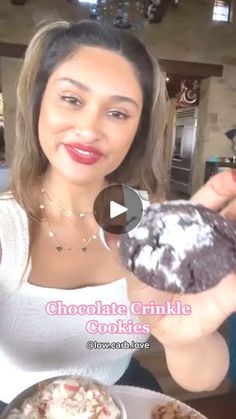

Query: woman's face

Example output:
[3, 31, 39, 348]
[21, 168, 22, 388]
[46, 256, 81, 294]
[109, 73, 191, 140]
[38, 46, 143, 185]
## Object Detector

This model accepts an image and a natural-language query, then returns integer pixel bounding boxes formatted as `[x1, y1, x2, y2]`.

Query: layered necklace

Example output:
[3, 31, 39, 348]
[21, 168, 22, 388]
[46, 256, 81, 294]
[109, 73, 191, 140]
[38, 186, 99, 253]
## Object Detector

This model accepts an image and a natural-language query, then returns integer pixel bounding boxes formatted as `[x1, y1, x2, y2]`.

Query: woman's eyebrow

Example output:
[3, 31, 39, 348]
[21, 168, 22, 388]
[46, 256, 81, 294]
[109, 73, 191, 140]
[55, 77, 139, 109]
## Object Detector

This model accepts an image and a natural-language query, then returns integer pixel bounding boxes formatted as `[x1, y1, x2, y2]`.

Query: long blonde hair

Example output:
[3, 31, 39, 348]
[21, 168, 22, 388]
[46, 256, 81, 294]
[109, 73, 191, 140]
[3, 20, 169, 260]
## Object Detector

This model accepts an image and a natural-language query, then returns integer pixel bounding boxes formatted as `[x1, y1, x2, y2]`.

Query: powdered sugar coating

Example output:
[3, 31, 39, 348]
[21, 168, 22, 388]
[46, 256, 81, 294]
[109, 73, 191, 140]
[118, 201, 236, 293]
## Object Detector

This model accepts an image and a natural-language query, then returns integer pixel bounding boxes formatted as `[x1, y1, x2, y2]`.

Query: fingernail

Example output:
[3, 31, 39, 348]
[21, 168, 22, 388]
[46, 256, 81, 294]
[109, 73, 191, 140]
[98, 227, 111, 251]
[231, 170, 236, 183]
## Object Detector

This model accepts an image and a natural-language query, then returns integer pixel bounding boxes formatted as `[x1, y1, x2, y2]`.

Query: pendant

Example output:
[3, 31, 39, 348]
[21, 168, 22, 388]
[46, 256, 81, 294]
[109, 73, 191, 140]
[81, 247, 87, 252]
[56, 246, 63, 252]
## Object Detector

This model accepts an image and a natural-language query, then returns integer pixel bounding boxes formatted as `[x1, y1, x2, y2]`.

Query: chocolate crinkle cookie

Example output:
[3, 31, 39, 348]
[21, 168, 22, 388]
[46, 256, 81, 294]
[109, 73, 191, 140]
[117, 201, 236, 294]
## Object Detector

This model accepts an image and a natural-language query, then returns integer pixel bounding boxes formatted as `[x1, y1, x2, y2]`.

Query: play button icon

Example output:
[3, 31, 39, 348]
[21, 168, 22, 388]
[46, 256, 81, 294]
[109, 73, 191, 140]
[93, 184, 143, 234]
[110, 201, 127, 219]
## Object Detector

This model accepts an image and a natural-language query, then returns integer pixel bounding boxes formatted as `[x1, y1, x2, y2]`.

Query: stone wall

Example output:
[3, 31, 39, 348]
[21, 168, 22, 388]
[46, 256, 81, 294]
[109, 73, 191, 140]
[0, 0, 236, 190]
[137, 0, 236, 66]
[192, 65, 236, 192]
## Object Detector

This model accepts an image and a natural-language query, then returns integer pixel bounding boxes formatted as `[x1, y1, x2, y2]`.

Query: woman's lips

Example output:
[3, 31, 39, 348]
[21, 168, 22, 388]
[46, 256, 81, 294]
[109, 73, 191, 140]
[65, 142, 104, 156]
[64, 144, 103, 165]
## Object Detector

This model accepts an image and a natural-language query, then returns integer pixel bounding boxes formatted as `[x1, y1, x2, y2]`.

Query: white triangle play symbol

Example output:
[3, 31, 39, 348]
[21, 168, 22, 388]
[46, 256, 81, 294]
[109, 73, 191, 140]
[110, 201, 128, 219]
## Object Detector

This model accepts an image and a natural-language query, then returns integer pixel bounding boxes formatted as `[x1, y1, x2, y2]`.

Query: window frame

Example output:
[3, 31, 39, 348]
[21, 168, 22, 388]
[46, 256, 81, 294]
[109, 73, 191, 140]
[212, 0, 232, 23]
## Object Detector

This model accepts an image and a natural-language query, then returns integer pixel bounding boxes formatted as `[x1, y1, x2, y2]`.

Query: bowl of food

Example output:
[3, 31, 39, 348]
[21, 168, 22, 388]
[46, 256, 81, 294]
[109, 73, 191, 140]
[151, 400, 205, 419]
[110, 386, 207, 419]
[1, 375, 127, 418]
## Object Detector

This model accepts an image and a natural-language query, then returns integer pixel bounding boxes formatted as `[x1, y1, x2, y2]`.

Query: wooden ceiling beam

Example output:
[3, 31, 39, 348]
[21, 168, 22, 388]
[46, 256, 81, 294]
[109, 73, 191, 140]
[0, 42, 223, 78]
[159, 59, 223, 78]
[0, 42, 26, 58]
[11, 0, 26, 5]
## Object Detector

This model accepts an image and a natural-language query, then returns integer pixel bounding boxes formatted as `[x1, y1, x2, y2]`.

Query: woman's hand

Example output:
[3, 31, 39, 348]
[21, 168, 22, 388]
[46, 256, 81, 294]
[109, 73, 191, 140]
[132, 170, 236, 347]
[127, 269, 236, 348]
[104, 171, 236, 390]
[107, 170, 236, 347]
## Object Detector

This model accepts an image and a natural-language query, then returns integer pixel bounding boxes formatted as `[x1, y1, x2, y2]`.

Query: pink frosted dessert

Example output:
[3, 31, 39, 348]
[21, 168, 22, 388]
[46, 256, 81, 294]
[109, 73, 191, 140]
[6, 377, 122, 419]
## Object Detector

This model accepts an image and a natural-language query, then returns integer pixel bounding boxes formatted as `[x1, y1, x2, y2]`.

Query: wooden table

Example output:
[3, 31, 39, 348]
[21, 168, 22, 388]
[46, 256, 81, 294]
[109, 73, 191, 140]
[187, 393, 236, 419]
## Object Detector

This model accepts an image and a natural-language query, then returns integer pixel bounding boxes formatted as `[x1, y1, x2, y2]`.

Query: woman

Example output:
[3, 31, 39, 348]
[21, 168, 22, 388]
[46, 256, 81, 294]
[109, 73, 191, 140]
[0, 19, 167, 410]
[0, 19, 236, 411]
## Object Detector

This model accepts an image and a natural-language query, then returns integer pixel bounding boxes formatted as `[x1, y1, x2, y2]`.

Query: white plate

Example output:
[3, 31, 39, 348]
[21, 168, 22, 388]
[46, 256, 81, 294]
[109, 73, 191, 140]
[110, 385, 208, 419]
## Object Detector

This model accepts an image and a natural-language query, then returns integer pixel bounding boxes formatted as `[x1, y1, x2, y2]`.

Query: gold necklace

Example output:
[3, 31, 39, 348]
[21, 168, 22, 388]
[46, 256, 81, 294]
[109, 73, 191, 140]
[42, 188, 93, 219]
[39, 188, 98, 253]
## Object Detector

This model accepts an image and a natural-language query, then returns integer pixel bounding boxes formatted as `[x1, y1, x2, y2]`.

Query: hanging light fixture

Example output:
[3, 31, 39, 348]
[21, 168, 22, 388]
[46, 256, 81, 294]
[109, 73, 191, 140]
[172, 0, 179, 7]
[74, 0, 180, 29]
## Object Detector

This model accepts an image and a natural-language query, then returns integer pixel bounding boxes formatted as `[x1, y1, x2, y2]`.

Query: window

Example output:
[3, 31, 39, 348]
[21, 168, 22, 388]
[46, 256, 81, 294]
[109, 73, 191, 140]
[213, 0, 231, 22]
[78, 0, 97, 4]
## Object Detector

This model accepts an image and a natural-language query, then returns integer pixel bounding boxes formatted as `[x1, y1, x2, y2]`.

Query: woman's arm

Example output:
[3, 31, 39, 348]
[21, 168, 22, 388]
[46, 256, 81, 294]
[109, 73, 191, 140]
[164, 332, 229, 391]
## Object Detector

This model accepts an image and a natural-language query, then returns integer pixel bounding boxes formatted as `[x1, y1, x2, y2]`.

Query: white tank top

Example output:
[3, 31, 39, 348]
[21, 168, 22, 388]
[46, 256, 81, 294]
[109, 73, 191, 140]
[0, 190, 151, 403]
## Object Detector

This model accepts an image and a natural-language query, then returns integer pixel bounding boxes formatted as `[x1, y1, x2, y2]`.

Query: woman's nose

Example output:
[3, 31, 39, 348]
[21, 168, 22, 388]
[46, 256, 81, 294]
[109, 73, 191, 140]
[74, 106, 102, 141]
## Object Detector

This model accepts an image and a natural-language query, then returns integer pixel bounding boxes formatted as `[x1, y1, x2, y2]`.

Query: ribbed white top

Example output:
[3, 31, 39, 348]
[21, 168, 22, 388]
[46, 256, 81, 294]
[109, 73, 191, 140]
[0, 190, 150, 403]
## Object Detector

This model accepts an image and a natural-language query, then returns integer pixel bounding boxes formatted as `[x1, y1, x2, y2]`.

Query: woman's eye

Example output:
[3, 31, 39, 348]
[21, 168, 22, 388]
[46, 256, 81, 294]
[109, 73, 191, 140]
[60, 95, 82, 106]
[108, 110, 129, 120]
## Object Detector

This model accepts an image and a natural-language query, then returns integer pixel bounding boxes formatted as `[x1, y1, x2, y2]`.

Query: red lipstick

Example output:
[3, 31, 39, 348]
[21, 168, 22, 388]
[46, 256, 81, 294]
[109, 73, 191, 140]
[64, 143, 104, 165]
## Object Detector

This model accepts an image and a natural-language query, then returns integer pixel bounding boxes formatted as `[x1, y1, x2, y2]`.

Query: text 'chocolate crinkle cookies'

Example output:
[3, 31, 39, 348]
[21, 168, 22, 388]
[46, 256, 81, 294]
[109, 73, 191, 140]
[117, 201, 236, 294]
